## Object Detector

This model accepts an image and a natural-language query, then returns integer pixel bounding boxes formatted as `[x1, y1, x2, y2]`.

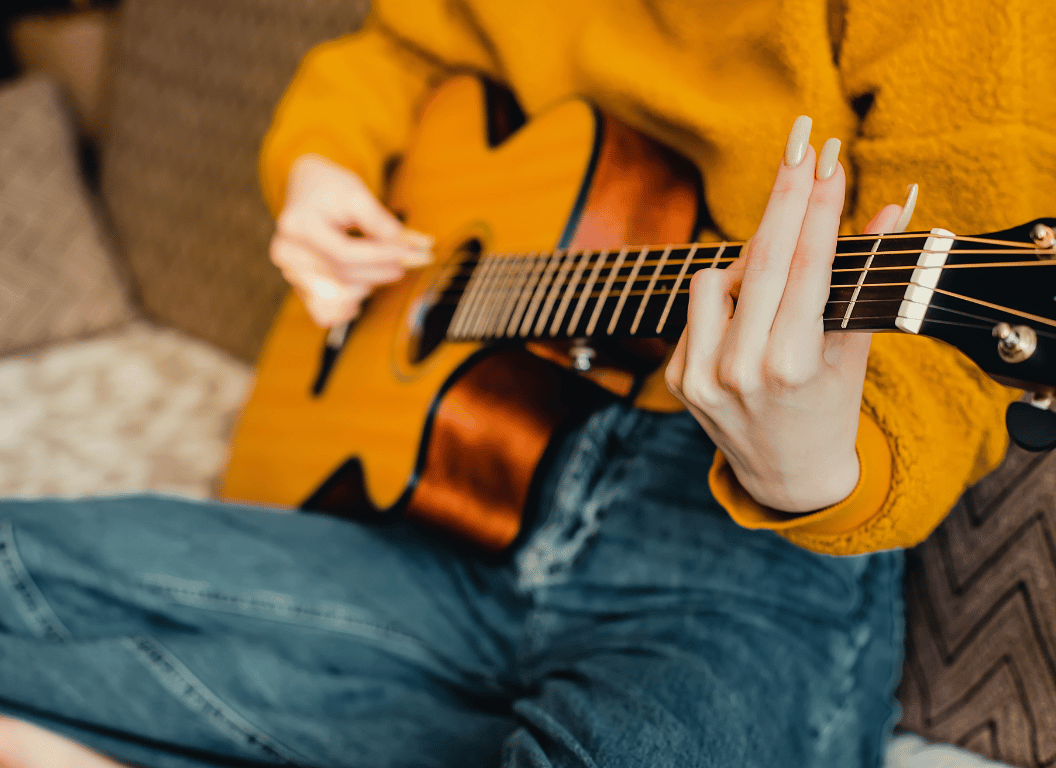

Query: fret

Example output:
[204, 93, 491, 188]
[550, 248, 594, 336]
[586, 246, 630, 336]
[447, 234, 980, 342]
[566, 249, 609, 336]
[607, 246, 650, 335]
[493, 254, 533, 336]
[519, 250, 564, 336]
[468, 254, 506, 338]
[480, 255, 518, 337]
[841, 235, 883, 328]
[710, 241, 727, 268]
[534, 249, 578, 336]
[656, 244, 700, 334]
[505, 253, 548, 337]
[447, 270, 474, 338]
[450, 255, 493, 338]
[631, 245, 671, 335]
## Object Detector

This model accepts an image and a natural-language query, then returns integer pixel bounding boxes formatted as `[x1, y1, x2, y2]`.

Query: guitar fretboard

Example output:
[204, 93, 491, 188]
[443, 232, 931, 342]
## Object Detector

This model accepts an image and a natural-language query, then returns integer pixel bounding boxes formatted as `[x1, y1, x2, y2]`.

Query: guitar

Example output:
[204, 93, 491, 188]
[221, 75, 1056, 552]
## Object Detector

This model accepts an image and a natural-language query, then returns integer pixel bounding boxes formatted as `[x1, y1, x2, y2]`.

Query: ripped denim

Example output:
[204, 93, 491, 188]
[0, 403, 903, 768]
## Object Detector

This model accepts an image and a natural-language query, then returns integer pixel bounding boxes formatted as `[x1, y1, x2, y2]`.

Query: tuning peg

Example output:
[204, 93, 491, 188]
[1006, 389, 1056, 451]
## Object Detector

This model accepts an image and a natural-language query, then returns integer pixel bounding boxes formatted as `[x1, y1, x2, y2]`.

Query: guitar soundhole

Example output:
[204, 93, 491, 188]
[409, 237, 482, 364]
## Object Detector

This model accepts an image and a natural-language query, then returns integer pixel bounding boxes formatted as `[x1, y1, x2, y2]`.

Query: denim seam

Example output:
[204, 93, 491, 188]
[122, 634, 309, 766]
[137, 578, 465, 684]
[0, 521, 72, 642]
[139, 580, 420, 643]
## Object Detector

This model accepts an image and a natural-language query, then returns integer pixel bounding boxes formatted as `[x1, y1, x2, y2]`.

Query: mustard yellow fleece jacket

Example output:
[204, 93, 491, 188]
[260, 0, 1051, 555]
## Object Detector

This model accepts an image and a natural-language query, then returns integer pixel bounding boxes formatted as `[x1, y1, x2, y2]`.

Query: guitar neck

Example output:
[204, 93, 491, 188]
[444, 231, 935, 343]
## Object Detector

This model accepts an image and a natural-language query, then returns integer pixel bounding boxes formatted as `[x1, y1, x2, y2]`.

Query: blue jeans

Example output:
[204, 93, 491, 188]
[0, 404, 904, 767]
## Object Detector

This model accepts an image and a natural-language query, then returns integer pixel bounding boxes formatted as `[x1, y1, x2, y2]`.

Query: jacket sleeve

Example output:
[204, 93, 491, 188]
[259, 19, 445, 216]
[260, 0, 508, 214]
[711, 0, 1039, 555]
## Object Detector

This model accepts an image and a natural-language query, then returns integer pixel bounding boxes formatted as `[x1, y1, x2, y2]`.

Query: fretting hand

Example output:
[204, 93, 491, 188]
[271, 153, 434, 327]
[665, 117, 916, 513]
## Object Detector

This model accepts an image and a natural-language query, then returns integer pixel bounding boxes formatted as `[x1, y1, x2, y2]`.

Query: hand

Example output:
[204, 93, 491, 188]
[665, 117, 917, 513]
[271, 154, 434, 327]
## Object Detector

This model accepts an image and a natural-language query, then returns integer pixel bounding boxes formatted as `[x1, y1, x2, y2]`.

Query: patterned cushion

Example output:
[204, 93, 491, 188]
[0, 321, 250, 499]
[899, 444, 1056, 767]
[0, 75, 133, 355]
[101, 0, 370, 362]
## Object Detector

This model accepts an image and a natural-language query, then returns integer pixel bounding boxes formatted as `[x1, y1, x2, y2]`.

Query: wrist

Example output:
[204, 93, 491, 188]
[724, 439, 860, 513]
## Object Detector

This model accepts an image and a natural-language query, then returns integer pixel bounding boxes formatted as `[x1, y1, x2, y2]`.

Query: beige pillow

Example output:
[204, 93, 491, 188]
[0, 75, 134, 355]
[101, 0, 369, 362]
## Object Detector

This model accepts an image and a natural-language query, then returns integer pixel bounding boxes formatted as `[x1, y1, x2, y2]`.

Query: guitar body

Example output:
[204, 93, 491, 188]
[220, 76, 698, 550]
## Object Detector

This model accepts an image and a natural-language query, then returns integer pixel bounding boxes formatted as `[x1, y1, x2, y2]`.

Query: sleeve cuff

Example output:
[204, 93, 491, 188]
[709, 411, 892, 536]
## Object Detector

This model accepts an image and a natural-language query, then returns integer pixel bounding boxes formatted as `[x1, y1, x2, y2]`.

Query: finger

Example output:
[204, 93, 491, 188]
[280, 213, 427, 273]
[335, 175, 408, 243]
[290, 154, 407, 243]
[727, 117, 817, 359]
[767, 138, 846, 371]
[674, 268, 736, 409]
[665, 329, 689, 403]
[318, 239, 423, 281]
[725, 246, 748, 302]
[272, 236, 405, 288]
[863, 204, 901, 236]
[284, 264, 369, 328]
[273, 239, 399, 326]
[288, 154, 435, 257]
[863, 183, 917, 236]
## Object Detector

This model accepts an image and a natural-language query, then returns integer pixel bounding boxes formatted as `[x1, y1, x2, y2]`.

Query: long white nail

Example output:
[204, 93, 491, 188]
[894, 183, 918, 232]
[785, 116, 812, 168]
[816, 138, 841, 181]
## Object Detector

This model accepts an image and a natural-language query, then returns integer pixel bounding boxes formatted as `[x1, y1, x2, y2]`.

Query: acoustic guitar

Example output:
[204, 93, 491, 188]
[221, 75, 1056, 552]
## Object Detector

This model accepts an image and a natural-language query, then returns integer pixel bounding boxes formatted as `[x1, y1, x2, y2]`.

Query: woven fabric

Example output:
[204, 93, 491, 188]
[101, 0, 369, 362]
[0, 320, 250, 499]
[899, 444, 1056, 767]
[0, 75, 133, 355]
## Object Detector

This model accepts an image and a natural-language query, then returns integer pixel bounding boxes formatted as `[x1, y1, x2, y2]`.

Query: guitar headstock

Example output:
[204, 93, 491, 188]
[906, 218, 1056, 391]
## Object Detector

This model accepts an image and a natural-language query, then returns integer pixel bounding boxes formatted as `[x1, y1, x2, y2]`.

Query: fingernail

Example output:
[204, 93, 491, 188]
[816, 138, 841, 181]
[894, 183, 918, 232]
[400, 249, 433, 268]
[402, 228, 435, 252]
[784, 115, 812, 168]
[308, 276, 342, 301]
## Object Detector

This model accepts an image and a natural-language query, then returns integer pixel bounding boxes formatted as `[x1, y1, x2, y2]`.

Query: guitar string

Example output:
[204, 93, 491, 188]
[445, 232, 1043, 275]
[442, 265, 1050, 338]
[911, 302, 1056, 339]
[932, 288, 1056, 329]
[439, 277, 1028, 306]
[440, 257, 1054, 315]
[441, 251, 1056, 322]
[448, 287, 1047, 339]
[449, 280, 1054, 339]
[443, 251, 1056, 287]
[445, 236, 1053, 336]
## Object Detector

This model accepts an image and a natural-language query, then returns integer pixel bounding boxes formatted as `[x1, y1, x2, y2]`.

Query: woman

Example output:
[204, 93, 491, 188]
[0, 0, 1037, 765]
